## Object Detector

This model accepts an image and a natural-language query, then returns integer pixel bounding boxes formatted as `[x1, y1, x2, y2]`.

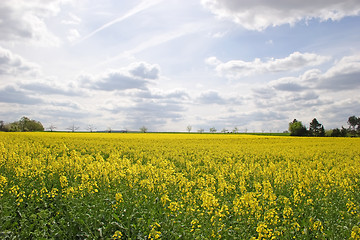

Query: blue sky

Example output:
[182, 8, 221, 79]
[1, 0, 360, 132]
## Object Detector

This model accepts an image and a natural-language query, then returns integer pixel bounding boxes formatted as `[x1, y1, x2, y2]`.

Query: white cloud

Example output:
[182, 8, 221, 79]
[319, 98, 360, 127]
[201, 0, 360, 31]
[197, 90, 227, 104]
[0, 46, 41, 76]
[62, 12, 82, 25]
[80, 61, 160, 91]
[0, 86, 43, 104]
[101, 88, 189, 130]
[197, 90, 242, 105]
[131, 89, 189, 100]
[0, 0, 62, 46]
[301, 69, 322, 82]
[0, 1, 358, 132]
[206, 52, 330, 79]
[67, 29, 80, 42]
[269, 77, 309, 92]
[319, 54, 360, 90]
[260, 54, 360, 93]
[211, 31, 227, 38]
[122, 100, 185, 130]
[80, 71, 148, 91]
[20, 81, 85, 96]
[128, 62, 160, 80]
[248, 54, 360, 129]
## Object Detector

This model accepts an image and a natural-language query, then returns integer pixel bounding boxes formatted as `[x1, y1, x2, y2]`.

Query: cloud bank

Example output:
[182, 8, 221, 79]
[0, 0, 63, 46]
[0, 46, 41, 76]
[201, 0, 360, 30]
[206, 52, 330, 79]
[80, 62, 160, 91]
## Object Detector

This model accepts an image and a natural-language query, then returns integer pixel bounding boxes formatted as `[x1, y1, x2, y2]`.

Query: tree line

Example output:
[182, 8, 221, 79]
[1, 115, 360, 136]
[288, 116, 360, 137]
[0, 116, 44, 132]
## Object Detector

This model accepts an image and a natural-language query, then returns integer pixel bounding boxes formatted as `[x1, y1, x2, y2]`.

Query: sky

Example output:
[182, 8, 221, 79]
[0, 0, 360, 132]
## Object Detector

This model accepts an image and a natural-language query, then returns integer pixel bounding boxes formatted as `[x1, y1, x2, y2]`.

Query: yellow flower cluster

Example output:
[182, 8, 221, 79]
[1, 132, 360, 239]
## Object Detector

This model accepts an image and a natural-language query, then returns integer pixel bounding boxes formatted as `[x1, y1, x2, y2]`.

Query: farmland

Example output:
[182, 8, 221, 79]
[1, 132, 360, 239]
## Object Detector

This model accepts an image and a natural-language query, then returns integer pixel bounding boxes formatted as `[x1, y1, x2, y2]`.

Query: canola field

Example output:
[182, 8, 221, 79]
[0, 132, 360, 239]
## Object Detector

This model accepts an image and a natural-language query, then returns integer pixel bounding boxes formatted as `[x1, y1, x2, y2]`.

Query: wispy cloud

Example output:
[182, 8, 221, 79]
[75, 0, 164, 44]
[98, 21, 204, 66]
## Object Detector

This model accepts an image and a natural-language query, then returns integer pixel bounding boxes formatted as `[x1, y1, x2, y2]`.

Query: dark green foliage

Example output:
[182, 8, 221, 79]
[309, 118, 324, 137]
[348, 116, 360, 136]
[331, 127, 348, 137]
[0, 120, 5, 131]
[341, 126, 348, 137]
[0, 116, 44, 132]
[289, 119, 308, 136]
[331, 128, 341, 137]
[319, 125, 325, 137]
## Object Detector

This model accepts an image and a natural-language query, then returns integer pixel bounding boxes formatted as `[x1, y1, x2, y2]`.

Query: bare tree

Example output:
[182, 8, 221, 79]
[232, 126, 239, 133]
[140, 126, 148, 133]
[87, 124, 96, 132]
[221, 128, 228, 133]
[186, 125, 192, 133]
[209, 127, 217, 133]
[198, 128, 204, 133]
[67, 123, 79, 132]
[48, 123, 56, 132]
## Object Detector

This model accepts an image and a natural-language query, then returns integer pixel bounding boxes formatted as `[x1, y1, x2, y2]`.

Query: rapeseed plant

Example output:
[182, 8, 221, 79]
[0, 132, 359, 239]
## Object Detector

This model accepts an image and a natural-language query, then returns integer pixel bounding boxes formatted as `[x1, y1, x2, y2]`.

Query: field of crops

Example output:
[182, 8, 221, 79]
[0, 132, 360, 239]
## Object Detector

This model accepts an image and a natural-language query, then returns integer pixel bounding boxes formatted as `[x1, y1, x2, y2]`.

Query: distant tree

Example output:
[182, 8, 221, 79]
[209, 127, 217, 133]
[186, 125, 192, 133]
[48, 124, 56, 132]
[19, 116, 31, 131]
[0, 120, 6, 131]
[232, 127, 238, 133]
[1, 122, 11, 132]
[309, 118, 324, 137]
[348, 116, 358, 130]
[289, 119, 307, 136]
[87, 124, 96, 132]
[8, 122, 20, 132]
[319, 125, 325, 137]
[341, 126, 348, 137]
[29, 121, 44, 131]
[348, 116, 360, 136]
[1, 117, 43, 132]
[221, 128, 228, 133]
[198, 128, 204, 133]
[67, 123, 79, 132]
[19, 116, 44, 131]
[331, 128, 341, 137]
[331, 126, 348, 137]
[140, 126, 148, 133]
[107, 127, 112, 133]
